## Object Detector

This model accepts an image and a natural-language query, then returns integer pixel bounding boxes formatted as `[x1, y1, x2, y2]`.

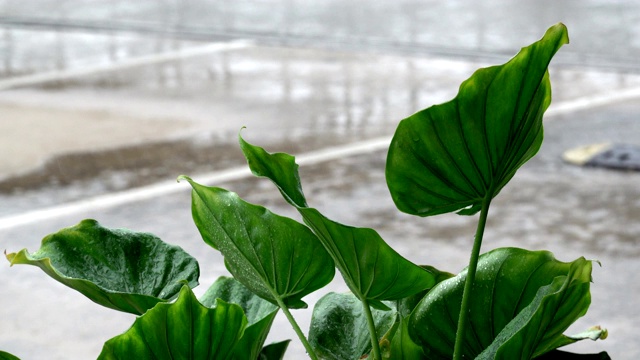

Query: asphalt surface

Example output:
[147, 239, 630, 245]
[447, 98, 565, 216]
[1, 1, 640, 359]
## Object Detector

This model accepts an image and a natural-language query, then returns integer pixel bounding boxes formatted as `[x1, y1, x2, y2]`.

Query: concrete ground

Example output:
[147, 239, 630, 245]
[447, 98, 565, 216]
[2, 1, 640, 359]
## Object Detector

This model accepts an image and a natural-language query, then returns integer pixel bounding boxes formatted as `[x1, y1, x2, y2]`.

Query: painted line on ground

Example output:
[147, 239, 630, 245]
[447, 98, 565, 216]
[1, 84, 640, 230]
[0, 136, 392, 231]
[0, 39, 254, 91]
[546, 86, 640, 118]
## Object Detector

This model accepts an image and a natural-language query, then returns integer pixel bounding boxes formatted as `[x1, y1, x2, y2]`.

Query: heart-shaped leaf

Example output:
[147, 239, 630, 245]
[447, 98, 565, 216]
[409, 248, 601, 359]
[200, 276, 280, 360]
[5, 219, 199, 315]
[386, 23, 569, 216]
[308, 292, 396, 360]
[239, 135, 436, 308]
[181, 177, 334, 309]
[99, 286, 246, 360]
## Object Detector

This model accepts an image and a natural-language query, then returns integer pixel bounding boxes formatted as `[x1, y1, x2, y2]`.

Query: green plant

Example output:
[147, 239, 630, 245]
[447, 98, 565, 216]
[4, 23, 609, 359]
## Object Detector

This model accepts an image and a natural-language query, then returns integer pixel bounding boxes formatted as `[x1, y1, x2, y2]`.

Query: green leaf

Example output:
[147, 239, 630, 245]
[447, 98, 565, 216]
[397, 265, 455, 319]
[308, 292, 396, 360]
[409, 248, 598, 359]
[476, 267, 599, 360]
[388, 315, 425, 360]
[180, 177, 334, 309]
[386, 23, 569, 216]
[387, 265, 453, 360]
[533, 326, 608, 357]
[0, 351, 20, 360]
[259, 341, 291, 360]
[200, 276, 279, 360]
[239, 135, 436, 307]
[5, 219, 199, 315]
[99, 286, 246, 360]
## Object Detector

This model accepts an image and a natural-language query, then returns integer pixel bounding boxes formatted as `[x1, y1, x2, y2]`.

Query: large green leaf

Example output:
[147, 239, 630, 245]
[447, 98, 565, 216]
[239, 135, 435, 308]
[308, 292, 396, 360]
[5, 219, 199, 315]
[388, 315, 424, 360]
[386, 23, 569, 216]
[387, 266, 454, 360]
[200, 276, 280, 360]
[181, 177, 334, 309]
[409, 248, 602, 359]
[99, 286, 246, 360]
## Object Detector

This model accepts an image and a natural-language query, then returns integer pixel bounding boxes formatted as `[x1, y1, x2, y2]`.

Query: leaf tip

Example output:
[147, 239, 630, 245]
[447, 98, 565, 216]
[554, 22, 570, 45]
[598, 327, 608, 340]
[176, 175, 192, 184]
[4, 249, 26, 266]
[238, 126, 249, 144]
[540, 23, 569, 55]
[4, 249, 15, 264]
[592, 259, 602, 267]
[588, 325, 608, 340]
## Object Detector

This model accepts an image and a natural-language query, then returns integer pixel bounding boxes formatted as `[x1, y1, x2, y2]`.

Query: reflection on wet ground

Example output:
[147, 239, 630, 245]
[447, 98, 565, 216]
[3, 0, 640, 71]
[2, 44, 640, 206]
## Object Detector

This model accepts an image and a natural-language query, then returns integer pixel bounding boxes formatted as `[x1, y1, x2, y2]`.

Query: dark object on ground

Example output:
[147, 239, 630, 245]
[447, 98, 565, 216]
[563, 143, 640, 171]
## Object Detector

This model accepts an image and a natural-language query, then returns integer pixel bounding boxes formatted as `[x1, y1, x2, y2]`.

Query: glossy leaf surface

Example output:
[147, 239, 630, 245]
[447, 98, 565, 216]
[6, 219, 199, 315]
[410, 248, 597, 359]
[239, 135, 435, 307]
[182, 177, 334, 309]
[99, 286, 246, 360]
[388, 315, 424, 360]
[388, 265, 454, 360]
[200, 276, 279, 360]
[386, 23, 569, 216]
[308, 292, 396, 360]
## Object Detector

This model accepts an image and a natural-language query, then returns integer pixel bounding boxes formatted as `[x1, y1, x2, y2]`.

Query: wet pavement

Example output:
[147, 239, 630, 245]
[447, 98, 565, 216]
[2, 45, 640, 198]
[2, 0, 640, 71]
[1, 1, 640, 359]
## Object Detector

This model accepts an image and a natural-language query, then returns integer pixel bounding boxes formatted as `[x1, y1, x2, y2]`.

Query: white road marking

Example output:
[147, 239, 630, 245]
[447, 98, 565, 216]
[0, 137, 392, 231]
[2, 68, 640, 230]
[0, 39, 254, 91]
[546, 86, 640, 118]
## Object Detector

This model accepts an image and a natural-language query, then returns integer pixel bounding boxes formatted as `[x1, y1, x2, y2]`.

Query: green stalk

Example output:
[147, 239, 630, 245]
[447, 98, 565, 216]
[361, 298, 382, 360]
[275, 298, 319, 360]
[453, 196, 492, 360]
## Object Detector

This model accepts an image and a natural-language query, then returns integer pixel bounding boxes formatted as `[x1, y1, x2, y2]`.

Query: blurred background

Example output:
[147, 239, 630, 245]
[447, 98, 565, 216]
[1, 1, 639, 359]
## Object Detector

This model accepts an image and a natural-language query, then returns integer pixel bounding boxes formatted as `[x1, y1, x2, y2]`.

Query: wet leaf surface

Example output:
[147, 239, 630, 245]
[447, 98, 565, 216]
[98, 286, 246, 360]
[182, 176, 334, 309]
[308, 292, 395, 360]
[200, 276, 280, 360]
[386, 23, 569, 217]
[410, 248, 599, 359]
[239, 135, 435, 306]
[6, 219, 199, 315]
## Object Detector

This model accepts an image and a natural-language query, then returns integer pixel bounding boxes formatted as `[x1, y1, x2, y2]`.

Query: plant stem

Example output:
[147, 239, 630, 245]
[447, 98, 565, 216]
[361, 298, 382, 360]
[276, 298, 319, 360]
[453, 197, 492, 360]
